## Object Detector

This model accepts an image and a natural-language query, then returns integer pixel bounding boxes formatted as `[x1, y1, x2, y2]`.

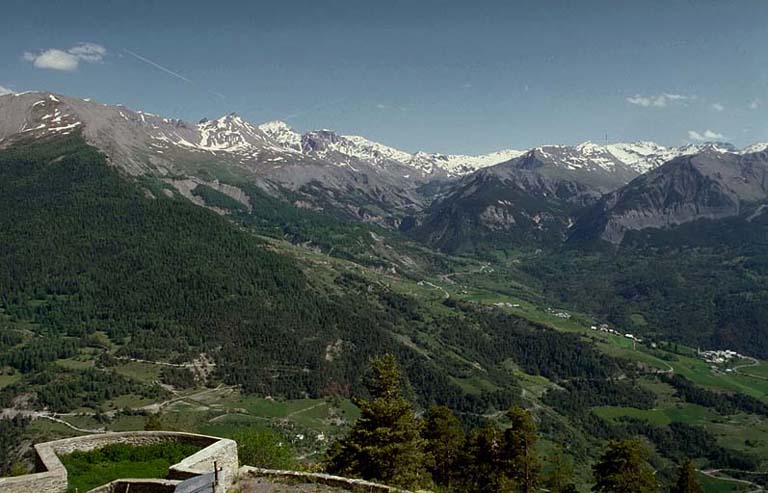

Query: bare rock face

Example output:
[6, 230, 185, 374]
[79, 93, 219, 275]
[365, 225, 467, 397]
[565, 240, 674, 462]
[479, 203, 517, 230]
[570, 150, 768, 244]
[409, 165, 600, 252]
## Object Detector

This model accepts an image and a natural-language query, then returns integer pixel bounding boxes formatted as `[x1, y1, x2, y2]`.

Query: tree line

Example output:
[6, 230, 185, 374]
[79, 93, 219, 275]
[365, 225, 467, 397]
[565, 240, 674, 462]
[323, 355, 703, 493]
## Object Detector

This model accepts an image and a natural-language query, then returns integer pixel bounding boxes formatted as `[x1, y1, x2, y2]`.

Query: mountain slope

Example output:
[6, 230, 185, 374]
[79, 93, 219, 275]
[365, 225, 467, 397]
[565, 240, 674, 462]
[0, 92, 427, 226]
[409, 165, 598, 252]
[0, 133, 630, 412]
[569, 148, 768, 244]
[404, 141, 733, 253]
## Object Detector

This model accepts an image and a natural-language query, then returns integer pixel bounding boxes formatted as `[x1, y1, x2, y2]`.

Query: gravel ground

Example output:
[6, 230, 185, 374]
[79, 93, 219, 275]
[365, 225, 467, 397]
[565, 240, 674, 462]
[237, 476, 362, 493]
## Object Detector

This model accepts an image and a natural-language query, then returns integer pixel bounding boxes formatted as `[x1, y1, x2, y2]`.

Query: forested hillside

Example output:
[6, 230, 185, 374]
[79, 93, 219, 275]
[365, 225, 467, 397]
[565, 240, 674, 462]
[0, 135, 621, 410]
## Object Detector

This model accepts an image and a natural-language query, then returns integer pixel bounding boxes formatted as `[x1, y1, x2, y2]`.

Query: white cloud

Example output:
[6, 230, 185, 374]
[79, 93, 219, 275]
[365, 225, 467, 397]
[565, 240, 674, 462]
[23, 42, 106, 71]
[67, 42, 106, 62]
[626, 95, 663, 107]
[749, 99, 761, 110]
[664, 93, 688, 101]
[688, 129, 725, 141]
[626, 93, 690, 108]
[375, 103, 388, 110]
[24, 49, 79, 71]
[0, 85, 14, 96]
[711, 102, 725, 112]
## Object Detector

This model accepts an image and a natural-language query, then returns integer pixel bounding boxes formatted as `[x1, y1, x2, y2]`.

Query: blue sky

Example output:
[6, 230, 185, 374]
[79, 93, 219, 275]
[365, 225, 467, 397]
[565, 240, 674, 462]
[1, 0, 767, 153]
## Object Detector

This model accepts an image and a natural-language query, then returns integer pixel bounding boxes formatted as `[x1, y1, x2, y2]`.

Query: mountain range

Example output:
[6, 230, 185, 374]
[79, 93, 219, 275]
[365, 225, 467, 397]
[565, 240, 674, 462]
[2, 91, 767, 249]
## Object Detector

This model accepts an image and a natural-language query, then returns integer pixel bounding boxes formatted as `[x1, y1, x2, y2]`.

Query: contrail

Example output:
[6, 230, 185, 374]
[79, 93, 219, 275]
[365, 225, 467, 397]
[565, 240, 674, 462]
[124, 49, 225, 99]
[124, 49, 192, 83]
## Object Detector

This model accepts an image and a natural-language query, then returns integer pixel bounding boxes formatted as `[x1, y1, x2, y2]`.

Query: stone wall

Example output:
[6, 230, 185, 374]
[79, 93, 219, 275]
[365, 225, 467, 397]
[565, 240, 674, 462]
[0, 431, 238, 493]
[0, 469, 67, 493]
[172, 436, 239, 491]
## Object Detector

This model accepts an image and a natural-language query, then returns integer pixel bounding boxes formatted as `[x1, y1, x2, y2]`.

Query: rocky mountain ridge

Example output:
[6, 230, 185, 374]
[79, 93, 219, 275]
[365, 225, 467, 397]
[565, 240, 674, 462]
[569, 148, 768, 244]
[2, 91, 768, 242]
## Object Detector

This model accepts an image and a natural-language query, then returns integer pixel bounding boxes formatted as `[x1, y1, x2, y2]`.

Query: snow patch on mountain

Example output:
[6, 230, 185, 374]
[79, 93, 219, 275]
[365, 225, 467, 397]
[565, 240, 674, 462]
[740, 142, 768, 154]
[258, 120, 302, 151]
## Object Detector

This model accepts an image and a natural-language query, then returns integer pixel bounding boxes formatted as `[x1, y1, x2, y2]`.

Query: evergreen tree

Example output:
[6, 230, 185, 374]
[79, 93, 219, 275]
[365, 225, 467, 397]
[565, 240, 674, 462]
[503, 406, 541, 493]
[545, 446, 576, 493]
[592, 439, 657, 493]
[325, 354, 428, 488]
[671, 459, 702, 493]
[462, 424, 508, 493]
[423, 405, 465, 487]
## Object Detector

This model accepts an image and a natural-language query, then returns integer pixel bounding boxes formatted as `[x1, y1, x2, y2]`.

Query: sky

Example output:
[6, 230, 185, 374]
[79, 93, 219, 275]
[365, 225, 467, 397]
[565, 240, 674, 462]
[1, 0, 767, 154]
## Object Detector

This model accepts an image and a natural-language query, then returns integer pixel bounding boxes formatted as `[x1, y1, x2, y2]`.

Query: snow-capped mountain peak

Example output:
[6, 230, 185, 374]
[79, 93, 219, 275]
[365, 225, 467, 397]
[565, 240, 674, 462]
[258, 120, 302, 151]
[258, 122, 521, 176]
[742, 142, 768, 154]
[341, 134, 414, 164]
[197, 113, 267, 151]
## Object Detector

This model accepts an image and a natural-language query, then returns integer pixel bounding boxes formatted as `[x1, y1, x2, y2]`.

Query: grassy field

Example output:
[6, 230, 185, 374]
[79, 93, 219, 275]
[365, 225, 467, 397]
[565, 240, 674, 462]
[593, 403, 718, 427]
[112, 361, 163, 381]
[698, 473, 751, 493]
[60, 442, 200, 492]
[0, 369, 20, 389]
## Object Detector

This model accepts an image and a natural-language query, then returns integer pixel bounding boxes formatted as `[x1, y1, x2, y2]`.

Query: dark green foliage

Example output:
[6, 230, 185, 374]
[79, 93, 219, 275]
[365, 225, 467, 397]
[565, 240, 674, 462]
[0, 329, 24, 350]
[0, 136, 628, 419]
[159, 367, 196, 389]
[592, 439, 658, 493]
[524, 232, 768, 358]
[671, 459, 702, 493]
[460, 424, 508, 493]
[436, 304, 623, 382]
[191, 184, 247, 211]
[663, 374, 768, 417]
[423, 405, 465, 487]
[0, 136, 410, 402]
[325, 355, 429, 489]
[60, 442, 200, 492]
[543, 379, 656, 416]
[0, 368, 164, 412]
[545, 447, 576, 493]
[620, 418, 760, 471]
[0, 417, 28, 476]
[502, 406, 541, 493]
[234, 427, 297, 469]
[2, 337, 79, 373]
[229, 182, 430, 270]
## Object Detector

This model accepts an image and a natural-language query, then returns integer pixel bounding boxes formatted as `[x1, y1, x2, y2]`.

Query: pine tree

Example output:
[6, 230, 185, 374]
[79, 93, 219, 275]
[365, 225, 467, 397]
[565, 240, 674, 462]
[423, 405, 465, 487]
[592, 439, 657, 493]
[671, 459, 702, 493]
[325, 354, 428, 488]
[545, 446, 576, 493]
[503, 406, 541, 493]
[462, 424, 508, 493]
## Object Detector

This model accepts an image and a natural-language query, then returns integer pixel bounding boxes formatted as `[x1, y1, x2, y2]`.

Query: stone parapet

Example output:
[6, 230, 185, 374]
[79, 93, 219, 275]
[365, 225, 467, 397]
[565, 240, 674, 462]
[0, 431, 238, 493]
